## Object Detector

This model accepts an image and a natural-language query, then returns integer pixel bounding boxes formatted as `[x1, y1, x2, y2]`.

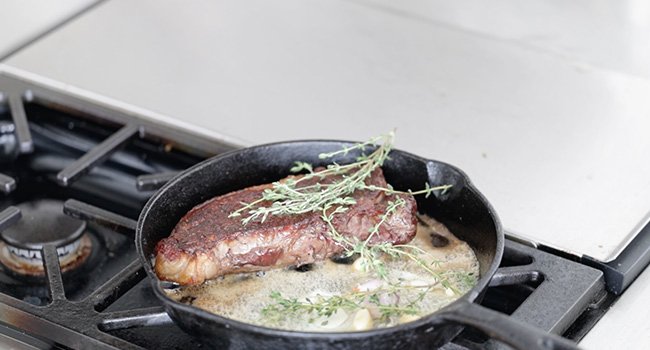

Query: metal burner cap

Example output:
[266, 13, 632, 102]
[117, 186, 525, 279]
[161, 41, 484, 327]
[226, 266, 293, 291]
[0, 199, 86, 250]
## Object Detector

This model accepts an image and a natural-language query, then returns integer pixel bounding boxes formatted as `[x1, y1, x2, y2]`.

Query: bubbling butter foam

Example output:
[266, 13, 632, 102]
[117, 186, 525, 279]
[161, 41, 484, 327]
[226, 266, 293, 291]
[166, 216, 479, 331]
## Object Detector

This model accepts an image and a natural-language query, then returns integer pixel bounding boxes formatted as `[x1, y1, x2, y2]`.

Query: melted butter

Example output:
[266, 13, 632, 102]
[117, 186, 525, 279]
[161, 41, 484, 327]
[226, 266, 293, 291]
[165, 215, 479, 331]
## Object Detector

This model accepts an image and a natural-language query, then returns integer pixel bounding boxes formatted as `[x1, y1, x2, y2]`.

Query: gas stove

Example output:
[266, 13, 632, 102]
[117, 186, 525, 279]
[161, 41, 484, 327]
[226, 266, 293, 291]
[0, 72, 615, 349]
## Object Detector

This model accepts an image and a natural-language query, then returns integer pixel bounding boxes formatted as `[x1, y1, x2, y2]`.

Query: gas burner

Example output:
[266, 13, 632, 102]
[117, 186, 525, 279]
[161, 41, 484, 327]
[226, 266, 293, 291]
[0, 199, 92, 277]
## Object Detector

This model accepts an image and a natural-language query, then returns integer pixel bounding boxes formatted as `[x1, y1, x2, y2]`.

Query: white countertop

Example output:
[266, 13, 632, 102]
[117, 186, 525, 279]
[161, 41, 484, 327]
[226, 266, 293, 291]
[350, 0, 650, 79]
[0, 0, 98, 59]
[2, 1, 650, 348]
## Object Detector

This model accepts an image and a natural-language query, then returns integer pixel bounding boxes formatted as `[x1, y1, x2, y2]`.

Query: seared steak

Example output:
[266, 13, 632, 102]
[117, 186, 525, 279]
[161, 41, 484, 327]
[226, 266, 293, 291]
[154, 168, 417, 285]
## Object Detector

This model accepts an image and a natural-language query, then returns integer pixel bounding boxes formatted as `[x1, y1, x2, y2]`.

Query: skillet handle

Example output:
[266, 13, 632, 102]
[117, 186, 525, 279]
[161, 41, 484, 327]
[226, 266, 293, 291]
[439, 300, 581, 350]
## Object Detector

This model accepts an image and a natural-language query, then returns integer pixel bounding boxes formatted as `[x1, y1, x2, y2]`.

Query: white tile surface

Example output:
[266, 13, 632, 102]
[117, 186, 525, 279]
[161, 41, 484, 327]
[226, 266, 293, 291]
[0, 0, 98, 58]
[4, 0, 650, 264]
[348, 0, 650, 79]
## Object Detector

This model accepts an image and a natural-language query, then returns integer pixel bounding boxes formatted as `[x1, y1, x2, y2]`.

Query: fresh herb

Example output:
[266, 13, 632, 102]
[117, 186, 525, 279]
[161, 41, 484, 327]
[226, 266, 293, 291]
[261, 291, 362, 325]
[444, 271, 478, 291]
[231, 132, 463, 325]
[229, 132, 450, 278]
[321, 202, 458, 294]
[261, 289, 423, 325]
[228, 132, 451, 224]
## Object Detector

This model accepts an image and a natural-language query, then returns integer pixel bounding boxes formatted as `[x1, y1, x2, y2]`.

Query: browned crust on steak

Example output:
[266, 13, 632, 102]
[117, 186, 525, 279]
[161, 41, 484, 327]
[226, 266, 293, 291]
[154, 168, 417, 285]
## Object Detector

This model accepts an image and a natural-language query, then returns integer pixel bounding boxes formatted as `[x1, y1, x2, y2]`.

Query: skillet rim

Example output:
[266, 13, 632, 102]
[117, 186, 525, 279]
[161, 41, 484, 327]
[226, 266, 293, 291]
[135, 139, 504, 339]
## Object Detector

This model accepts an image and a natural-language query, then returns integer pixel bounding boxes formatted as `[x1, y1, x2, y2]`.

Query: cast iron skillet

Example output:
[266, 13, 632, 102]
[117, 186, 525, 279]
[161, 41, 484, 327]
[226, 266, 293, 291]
[136, 140, 578, 350]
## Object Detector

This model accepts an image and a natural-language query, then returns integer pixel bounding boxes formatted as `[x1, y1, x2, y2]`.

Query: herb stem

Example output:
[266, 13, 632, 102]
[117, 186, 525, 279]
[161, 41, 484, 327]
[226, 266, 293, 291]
[230, 132, 466, 324]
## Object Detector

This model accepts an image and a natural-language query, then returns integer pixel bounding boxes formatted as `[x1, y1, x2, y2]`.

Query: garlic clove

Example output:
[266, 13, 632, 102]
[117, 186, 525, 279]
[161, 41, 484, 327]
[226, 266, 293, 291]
[352, 308, 374, 331]
[353, 279, 383, 292]
[352, 257, 367, 272]
[313, 309, 349, 330]
[404, 279, 431, 288]
[398, 314, 420, 324]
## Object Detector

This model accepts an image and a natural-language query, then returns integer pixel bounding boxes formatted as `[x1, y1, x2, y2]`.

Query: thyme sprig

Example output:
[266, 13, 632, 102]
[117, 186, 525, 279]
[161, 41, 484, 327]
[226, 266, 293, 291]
[261, 291, 363, 325]
[261, 288, 424, 326]
[230, 132, 464, 324]
[229, 132, 455, 286]
[228, 132, 451, 225]
[259, 273, 477, 326]
[321, 204, 459, 294]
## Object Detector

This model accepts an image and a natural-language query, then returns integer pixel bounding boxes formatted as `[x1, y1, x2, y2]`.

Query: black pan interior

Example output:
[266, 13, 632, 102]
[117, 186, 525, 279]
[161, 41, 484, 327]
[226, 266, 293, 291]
[136, 141, 503, 348]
